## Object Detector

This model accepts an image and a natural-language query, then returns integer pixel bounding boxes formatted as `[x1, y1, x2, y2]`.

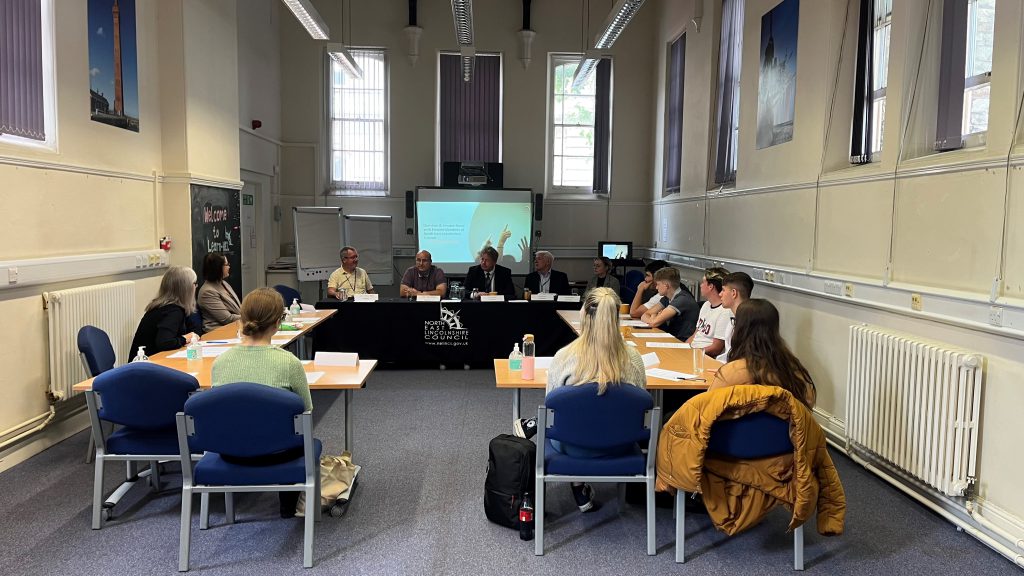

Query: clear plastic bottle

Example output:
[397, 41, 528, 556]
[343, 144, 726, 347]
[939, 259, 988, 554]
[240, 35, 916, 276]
[283, 306, 292, 323]
[290, 298, 301, 317]
[186, 335, 203, 372]
[131, 346, 149, 362]
[509, 342, 523, 373]
[521, 334, 535, 380]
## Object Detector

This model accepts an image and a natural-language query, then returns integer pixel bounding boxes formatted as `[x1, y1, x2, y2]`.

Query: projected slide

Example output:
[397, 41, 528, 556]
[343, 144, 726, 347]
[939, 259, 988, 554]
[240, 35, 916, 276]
[417, 188, 533, 275]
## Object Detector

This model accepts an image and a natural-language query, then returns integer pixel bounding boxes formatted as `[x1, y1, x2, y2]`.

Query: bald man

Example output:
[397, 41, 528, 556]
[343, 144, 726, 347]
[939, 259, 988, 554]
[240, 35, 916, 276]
[400, 250, 448, 297]
[524, 251, 571, 295]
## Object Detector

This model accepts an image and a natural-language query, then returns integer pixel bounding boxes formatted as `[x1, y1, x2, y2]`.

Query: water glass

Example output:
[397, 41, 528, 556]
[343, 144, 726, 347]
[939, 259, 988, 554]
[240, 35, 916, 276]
[691, 344, 706, 375]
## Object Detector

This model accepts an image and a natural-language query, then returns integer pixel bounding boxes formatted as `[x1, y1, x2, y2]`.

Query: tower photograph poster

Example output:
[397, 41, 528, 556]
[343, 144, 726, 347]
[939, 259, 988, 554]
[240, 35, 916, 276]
[756, 0, 799, 149]
[88, 0, 140, 132]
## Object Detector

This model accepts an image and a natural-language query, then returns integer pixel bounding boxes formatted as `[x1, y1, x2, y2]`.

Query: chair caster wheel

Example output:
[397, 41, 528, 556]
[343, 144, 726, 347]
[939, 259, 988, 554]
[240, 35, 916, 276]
[101, 508, 111, 522]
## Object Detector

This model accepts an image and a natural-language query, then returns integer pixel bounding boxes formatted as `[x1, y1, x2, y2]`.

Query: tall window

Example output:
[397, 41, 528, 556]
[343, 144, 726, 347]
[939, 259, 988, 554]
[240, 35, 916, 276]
[713, 0, 744, 184]
[438, 53, 502, 171]
[870, 0, 892, 153]
[664, 34, 685, 196]
[329, 48, 388, 196]
[548, 55, 612, 193]
[935, 0, 995, 151]
[851, 0, 892, 163]
[0, 0, 56, 148]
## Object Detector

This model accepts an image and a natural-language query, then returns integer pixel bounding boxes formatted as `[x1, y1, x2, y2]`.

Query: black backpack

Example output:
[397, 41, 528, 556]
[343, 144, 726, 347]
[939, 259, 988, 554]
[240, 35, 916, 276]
[484, 434, 536, 528]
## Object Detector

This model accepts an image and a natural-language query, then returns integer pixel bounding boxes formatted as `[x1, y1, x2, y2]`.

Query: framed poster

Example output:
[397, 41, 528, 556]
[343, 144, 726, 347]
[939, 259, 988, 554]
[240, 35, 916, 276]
[756, 0, 799, 149]
[88, 0, 140, 131]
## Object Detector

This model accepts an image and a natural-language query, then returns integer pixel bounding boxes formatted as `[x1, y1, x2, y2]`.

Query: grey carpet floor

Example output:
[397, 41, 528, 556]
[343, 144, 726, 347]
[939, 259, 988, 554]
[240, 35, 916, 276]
[0, 368, 1017, 575]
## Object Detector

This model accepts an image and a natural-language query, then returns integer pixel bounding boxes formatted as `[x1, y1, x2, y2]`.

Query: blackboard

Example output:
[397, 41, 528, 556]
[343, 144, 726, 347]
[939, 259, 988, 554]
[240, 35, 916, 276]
[191, 184, 242, 297]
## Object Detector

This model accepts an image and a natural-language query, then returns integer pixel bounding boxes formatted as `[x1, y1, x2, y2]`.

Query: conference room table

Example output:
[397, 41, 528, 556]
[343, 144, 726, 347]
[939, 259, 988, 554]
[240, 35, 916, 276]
[72, 309, 376, 451]
[494, 310, 722, 419]
[313, 297, 581, 367]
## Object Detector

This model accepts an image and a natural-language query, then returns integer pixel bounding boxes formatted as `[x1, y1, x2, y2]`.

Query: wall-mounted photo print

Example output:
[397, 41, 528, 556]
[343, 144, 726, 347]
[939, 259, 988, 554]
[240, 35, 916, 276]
[88, 0, 139, 132]
[756, 0, 799, 149]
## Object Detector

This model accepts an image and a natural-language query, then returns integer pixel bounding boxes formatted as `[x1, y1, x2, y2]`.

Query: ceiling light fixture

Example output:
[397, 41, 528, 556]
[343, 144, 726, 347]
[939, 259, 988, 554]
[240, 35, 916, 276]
[570, 50, 601, 93]
[281, 0, 330, 40]
[328, 44, 364, 80]
[460, 46, 476, 82]
[594, 0, 647, 49]
[451, 0, 475, 81]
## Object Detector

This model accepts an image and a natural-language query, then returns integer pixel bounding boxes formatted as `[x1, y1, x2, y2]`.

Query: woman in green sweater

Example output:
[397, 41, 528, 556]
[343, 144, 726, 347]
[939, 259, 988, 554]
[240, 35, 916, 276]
[211, 287, 311, 411]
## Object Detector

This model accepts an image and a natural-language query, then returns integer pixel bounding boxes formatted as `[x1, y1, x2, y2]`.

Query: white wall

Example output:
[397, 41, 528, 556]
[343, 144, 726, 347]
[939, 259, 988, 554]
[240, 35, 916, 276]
[650, 0, 1024, 553]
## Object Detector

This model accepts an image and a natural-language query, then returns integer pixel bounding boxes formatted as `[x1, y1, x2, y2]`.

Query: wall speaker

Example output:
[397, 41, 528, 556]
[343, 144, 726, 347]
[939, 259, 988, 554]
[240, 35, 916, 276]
[534, 193, 544, 221]
[405, 190, 415, 218]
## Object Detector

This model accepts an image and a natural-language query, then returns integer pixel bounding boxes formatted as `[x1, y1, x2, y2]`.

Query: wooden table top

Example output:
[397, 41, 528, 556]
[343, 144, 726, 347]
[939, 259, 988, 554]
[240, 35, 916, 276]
[493, 359, 712, 390]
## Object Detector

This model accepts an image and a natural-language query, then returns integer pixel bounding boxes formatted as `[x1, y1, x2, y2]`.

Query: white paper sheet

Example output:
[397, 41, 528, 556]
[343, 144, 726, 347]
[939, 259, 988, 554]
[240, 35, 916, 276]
[630, 332, 675, 338]
[442, 299, 461, 303]
[480, 295, 505, 302]
[645, 341, 691, 349]
[509, 299, 529, 303]
[625, 340, 637, 347]
[301, 360, 312, 365]
[314, 351, 359, 367]
[557, 295, 581, 303]
[530, 293, 556, 301]
[620, 320, 649, 327]
[167, 347, 231, 359]
[275, 330, 302, 336]
[354, 294, 379, 302]
[416, 295, 441, 302]
[641, 352, 660, 367]
[645, 368, 699, 381]
[305, 371, 325, 384]
[534, 356, 553, 370]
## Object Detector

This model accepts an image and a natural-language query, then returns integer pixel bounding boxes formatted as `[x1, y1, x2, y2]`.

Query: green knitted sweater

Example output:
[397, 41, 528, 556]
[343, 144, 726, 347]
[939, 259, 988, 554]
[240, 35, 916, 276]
[210, 345, 312, 411]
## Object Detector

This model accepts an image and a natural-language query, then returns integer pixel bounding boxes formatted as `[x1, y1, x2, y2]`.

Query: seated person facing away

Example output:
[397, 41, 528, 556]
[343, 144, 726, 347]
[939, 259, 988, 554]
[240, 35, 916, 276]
[629, 260, 670, 318]
[513, 287, 647, 513]
[640, 267, 700, 340]
[197, 251, 241, 333]
[524, 250, 571, 295]
[327, 246, 374, 299]
[685, 267, 733, 358]
[585, 256, 621, 297]
[210, 287, 313, 519]
[709, 298, 816, 407]
[400, 250, 448, 297]
[129, 265, 200, 359]
[464, 246, 517, 299]
[716, 272, 754, 363]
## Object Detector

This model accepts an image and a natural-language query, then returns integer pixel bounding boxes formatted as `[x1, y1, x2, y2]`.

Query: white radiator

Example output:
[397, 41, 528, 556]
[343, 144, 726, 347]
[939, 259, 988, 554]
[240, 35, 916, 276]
[43, 281, 136, 401]
[846, 325, 983, 497]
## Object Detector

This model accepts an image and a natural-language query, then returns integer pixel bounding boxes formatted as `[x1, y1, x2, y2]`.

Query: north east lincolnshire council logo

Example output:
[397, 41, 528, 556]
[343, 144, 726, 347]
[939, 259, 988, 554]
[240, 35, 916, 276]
[424, 305, 469, 346]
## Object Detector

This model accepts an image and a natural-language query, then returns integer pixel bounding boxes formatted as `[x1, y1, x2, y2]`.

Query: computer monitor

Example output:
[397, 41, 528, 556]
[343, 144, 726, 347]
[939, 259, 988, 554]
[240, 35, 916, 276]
[598, 241, 632, 261]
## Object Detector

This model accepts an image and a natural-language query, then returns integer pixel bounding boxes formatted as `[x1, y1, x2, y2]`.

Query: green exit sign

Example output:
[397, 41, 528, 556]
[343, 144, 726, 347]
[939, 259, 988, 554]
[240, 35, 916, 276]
[242, 194, 254, 206]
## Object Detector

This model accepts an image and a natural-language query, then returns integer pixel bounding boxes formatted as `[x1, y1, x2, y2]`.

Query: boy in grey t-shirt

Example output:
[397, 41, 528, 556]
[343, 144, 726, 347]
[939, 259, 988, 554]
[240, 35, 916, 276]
[640, 267, 699, 340]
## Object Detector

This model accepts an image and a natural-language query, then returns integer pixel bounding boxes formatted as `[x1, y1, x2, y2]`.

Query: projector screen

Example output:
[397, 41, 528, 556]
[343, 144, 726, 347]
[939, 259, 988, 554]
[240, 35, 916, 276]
[416, 187, 533, 275]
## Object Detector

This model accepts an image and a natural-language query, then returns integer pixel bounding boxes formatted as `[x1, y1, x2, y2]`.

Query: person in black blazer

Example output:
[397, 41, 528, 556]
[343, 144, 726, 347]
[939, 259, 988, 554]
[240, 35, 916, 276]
[524, 250, 571, 295]
[129, 265, 201, 359]
[464, 246, 517, 299]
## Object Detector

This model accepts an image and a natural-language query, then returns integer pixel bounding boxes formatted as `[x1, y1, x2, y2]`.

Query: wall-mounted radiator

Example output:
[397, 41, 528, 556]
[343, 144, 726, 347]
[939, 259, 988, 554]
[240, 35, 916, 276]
[43, 281, 136, 402]
[846, 325, 983, 497]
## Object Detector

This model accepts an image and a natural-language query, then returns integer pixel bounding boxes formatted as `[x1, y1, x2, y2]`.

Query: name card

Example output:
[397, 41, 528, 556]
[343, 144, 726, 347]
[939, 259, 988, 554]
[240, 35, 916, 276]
[354, 293, 379, 302]
[534, 356, 554, 370]
[416, 295, 441, 302]
[557, 295, 581, 303]
[480, 295, 505, 302]
[646, 341, 690, 349]
[641, 352, 661, 367]
[299, 303, 317, 312]
[530, 293, 556, 301]
[314, 351, 359, 367]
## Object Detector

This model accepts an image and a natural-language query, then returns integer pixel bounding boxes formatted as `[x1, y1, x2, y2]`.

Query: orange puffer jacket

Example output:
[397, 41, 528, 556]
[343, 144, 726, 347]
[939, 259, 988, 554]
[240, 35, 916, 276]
[656, 385, 846, 536]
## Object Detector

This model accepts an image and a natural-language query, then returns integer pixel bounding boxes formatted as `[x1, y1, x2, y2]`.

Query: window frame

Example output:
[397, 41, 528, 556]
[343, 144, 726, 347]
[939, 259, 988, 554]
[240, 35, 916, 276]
[435, 51, 504, 184]
[663, 32, 685, 196]
[0, 0, 57, 151]
[869, 0, 892, 158]
[710, 0, 745, 187]
[546, 53, 603, 195]
[961, 0, 994, 145]
[326, 47, 390, 197]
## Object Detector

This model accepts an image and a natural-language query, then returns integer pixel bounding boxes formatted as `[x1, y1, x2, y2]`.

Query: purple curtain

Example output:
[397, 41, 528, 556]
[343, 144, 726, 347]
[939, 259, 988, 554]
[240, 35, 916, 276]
[0, 0, 45, 141]
[934, 0, 968, 151]
[592, 58, 611, 194]
[665, 35, 685, 194]
[850, 0, 874, 163]
[439, 53, 501, 164]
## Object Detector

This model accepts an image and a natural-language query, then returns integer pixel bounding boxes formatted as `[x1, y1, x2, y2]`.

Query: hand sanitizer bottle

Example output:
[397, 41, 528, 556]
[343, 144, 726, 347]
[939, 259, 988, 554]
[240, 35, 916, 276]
[131, 346, 149, 362]
[509, 343, 523, 373]
[186, 335, 203, 371]
[290, 298, 301, 317]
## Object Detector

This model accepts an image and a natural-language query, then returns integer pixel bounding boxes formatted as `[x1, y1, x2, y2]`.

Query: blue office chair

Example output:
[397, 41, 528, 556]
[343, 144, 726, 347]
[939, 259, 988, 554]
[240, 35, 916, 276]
[622, 269, 646, 305]
[85, 362, 200, 529]
[534, 383, 661, 555]
[675, 411, 804, 569]
[176, 383, 322, 571]
[187, 308, 204, 336]
[274, 284, 302, 306]
[78, 325, 116, 377]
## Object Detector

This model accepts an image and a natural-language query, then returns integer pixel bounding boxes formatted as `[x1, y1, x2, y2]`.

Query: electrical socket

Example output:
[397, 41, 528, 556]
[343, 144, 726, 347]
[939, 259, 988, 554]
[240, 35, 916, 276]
[989, 306, 1003, 327]
[844, 283, 854, 298]
[7, 267, 17, 284]
[911, 293, 923, 311]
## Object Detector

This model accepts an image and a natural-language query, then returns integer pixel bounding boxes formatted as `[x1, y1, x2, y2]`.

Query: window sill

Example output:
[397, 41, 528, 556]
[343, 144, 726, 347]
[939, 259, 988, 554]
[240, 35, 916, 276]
[325, 189, 389, 198]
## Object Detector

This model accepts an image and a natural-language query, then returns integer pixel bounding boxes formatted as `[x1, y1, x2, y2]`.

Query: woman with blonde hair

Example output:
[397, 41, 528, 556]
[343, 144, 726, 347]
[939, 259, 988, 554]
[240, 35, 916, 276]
[513, 287, 647, 512]
[128, 265, 200, 359]
[210, 287, 312, 518]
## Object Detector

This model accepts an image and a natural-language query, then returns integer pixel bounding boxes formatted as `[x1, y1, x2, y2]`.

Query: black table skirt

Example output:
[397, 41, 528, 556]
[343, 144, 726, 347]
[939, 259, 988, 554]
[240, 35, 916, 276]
[313, 298, 579, 367]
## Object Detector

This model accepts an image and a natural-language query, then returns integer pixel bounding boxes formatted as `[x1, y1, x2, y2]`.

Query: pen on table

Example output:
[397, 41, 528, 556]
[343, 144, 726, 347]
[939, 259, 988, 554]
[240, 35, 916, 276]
[204, 340, 230, 344]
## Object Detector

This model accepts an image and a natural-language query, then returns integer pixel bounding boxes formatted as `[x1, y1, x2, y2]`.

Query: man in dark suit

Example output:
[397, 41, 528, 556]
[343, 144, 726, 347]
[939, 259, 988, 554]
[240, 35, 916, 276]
[464, 246, 516, 299]
[524, 250, 571, 295]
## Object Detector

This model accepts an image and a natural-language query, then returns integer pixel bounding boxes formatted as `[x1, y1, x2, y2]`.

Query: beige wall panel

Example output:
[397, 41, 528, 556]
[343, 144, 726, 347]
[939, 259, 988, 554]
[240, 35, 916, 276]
[1001, 165, 1024, 297]
[540, 202, 611, 247]
[280, 146, 317, 198]
[658, 200, 705, 254]
[707, 188, 815, 268]
[239, 132, 278, 177]
[237, 0, 281, 141]
[607, 205, 653, 245]
[891, 169, 1005, 292]
[0, 167, 156, 261]
[815, 179, 894, 279]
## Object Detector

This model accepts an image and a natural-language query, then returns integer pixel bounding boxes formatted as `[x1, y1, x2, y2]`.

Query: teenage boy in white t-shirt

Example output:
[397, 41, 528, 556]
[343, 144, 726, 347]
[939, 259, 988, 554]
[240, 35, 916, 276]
[685, 267, 732, 358]
[716, 271, 754, 362]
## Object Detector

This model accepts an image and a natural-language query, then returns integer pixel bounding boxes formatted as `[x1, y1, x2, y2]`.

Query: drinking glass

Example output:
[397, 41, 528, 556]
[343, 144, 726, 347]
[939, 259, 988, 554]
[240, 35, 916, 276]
[691, 344, 706, 375]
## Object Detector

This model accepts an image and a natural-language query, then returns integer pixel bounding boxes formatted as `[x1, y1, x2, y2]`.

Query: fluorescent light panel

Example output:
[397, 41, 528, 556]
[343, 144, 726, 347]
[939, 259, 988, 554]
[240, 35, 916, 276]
[328, 44, 364, 80]
[451, 0, 474, 45]
[594, 0, 646, 49]
[282, 0, 330, 40]
[460, 46, 476, 82]
[570, 56, 600, 93]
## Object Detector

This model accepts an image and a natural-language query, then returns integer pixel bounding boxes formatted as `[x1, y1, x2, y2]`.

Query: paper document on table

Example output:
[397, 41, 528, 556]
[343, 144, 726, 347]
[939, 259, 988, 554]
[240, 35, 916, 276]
[168, 347, 231, 359]
[646, 368, 699, 381]
[300, 303, 317, 312]
[314, 351, 359, 367]
[534, 357, 553, 370]
[625, 341, 637, 347]
[301, 360, 312, 365]
[646, 341, 691, 349]
[631, 332, 675, 338]
[641, 352, 660, 367]
[620, 320, 648, 327]
[275, 330, 302, 336]
[271, 339, 290, 346]
[305, 371, 325, 384]
[531, 293, 556, 301]
[480, 295, 505, 302]
[416, 295, 441, 302]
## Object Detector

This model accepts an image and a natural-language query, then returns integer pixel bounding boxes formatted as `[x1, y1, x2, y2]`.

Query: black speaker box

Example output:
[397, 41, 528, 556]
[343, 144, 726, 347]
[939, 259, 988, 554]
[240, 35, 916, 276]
[534, 193, 544, 221]
[405, 190, 415, 218]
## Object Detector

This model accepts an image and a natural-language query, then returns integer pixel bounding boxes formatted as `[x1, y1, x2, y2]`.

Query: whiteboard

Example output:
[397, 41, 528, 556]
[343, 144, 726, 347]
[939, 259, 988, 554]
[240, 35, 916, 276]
[293, 207, 344, 281]
[344, 215, 393, 286]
